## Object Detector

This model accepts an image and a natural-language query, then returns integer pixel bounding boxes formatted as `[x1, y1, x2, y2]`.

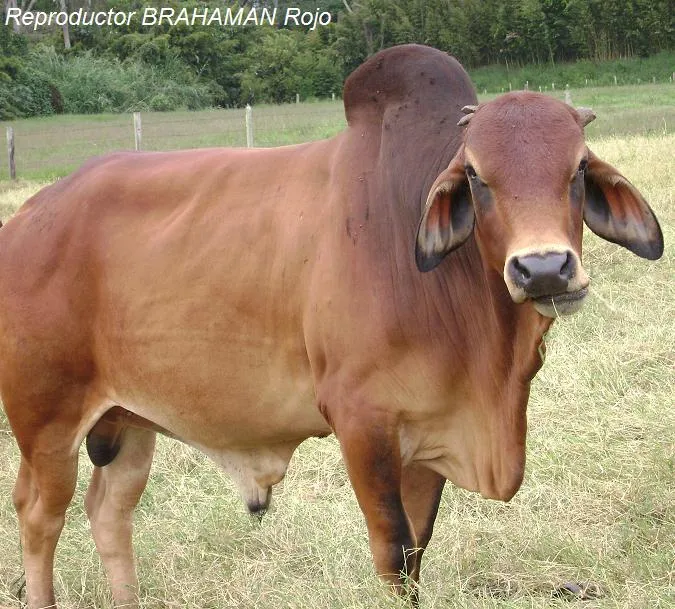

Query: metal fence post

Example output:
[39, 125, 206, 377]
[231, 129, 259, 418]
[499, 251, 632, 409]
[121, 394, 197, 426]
[133, 112, 142, 151]
[245, 104, 254, 148]
[6, 127, 16, 180]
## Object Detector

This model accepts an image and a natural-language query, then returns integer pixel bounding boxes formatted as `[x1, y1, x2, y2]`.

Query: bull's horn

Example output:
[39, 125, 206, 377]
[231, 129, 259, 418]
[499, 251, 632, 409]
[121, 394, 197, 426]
[458, 104, 478, 126]
[576, 107, 596, 127]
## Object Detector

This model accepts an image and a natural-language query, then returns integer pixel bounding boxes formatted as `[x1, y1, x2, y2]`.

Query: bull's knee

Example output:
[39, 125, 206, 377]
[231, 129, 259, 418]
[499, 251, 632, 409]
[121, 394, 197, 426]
[25, 504, 66, 538]
[12, 474, 32, 516]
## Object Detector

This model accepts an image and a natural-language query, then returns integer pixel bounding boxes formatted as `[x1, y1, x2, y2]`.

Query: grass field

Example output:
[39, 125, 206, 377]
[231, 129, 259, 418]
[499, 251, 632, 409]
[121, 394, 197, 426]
[0, 100, 347, 181]
[469, 51, 675, 93]
[0, 84, 673, 181]
[0, 92, 673, 608]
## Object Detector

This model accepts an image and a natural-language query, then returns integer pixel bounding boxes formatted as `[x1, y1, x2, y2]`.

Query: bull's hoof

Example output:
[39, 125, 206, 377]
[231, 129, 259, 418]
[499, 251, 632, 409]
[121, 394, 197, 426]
[552, 581, 603, 601]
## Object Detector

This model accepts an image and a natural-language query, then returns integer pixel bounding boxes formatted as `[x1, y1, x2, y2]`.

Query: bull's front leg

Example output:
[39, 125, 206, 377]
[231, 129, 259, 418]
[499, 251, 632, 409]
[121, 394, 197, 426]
[330, 405, 419, 599]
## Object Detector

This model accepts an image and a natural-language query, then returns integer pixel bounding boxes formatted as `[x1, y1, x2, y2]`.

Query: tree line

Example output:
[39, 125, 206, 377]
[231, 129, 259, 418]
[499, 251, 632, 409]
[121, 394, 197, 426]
[1, 0, 673, 119]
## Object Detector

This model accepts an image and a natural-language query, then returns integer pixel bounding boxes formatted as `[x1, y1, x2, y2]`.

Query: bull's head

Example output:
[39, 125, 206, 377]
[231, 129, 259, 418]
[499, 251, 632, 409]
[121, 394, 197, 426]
[415, 92, 663, 317]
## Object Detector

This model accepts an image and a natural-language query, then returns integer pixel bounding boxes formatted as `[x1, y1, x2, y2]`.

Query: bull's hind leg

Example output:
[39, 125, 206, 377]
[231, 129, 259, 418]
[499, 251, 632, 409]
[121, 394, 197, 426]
[11, 435, 79, 609]
[85, 426, 156, 608]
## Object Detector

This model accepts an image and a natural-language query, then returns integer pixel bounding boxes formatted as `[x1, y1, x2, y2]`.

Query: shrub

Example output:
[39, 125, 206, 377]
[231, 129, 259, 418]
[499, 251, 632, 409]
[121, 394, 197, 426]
[0, 62, 62, 120]
[108, 33, 154, 61]
[240, 30, 343, 104]
[149, 93, 180, 112]
[0, 80, 29, 120]
[15, 67, 61, 116]
[26, 46, 216, 114]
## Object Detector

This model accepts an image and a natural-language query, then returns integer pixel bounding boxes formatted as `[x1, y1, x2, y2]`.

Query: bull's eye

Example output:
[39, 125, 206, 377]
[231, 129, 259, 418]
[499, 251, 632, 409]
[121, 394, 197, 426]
[465, 164, 492, 208]
[466, 165, 487, 187]
[571, 159, 588, 183]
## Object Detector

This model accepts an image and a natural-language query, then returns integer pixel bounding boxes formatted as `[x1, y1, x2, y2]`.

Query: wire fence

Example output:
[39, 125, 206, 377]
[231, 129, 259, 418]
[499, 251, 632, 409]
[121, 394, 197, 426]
[3, 80, 674, 181]
[1, 101, 347, 181]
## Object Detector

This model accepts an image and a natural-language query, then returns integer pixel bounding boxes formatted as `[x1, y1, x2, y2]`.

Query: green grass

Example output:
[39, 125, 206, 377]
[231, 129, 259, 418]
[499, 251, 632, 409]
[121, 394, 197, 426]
[1, 84, 674, 181]
[0, 100, 347, 181]
[469, 51, 675, 93]
[480, 84, 675, 140]
[0, 109, 673, 608]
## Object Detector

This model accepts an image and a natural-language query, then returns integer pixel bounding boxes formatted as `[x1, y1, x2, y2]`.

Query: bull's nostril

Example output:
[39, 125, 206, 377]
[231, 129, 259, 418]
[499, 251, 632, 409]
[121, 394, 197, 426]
[559, 252, 572, 279]
[508, 251, 576, 299]
[512, 257, 530, 280]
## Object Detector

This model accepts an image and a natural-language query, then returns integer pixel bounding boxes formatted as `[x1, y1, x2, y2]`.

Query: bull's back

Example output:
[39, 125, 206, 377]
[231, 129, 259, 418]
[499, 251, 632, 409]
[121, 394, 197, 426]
[0, 145, 335, 447]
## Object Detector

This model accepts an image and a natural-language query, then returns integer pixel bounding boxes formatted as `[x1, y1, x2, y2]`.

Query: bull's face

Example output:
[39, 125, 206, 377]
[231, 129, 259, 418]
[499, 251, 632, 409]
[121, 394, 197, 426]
[415, 93, 663, 317]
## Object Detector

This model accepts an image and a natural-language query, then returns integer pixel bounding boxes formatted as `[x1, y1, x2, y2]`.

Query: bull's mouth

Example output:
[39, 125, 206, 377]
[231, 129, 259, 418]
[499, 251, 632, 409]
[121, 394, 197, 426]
[532, 287, 588, 317]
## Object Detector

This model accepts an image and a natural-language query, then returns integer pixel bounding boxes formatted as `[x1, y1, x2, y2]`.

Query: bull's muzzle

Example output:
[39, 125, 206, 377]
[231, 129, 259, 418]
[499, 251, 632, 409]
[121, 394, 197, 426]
[504, 248, 589, 317]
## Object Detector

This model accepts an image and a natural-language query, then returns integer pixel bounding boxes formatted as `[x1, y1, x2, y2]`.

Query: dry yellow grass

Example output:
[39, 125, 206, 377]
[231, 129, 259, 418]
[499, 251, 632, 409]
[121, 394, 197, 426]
[0, 132, 673, 608]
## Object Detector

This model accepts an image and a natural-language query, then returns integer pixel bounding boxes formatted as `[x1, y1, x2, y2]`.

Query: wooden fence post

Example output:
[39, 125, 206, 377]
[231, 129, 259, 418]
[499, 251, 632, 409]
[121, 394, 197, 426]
[245, 104, 253, 148]
[133, 112, 142, 151]
[6, 127, 16, 180]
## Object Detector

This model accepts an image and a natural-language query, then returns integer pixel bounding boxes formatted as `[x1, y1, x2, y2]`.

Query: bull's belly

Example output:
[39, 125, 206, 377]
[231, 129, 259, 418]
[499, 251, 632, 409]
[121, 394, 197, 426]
[106, 362, 329, 449]
[95, 342, 331, 509]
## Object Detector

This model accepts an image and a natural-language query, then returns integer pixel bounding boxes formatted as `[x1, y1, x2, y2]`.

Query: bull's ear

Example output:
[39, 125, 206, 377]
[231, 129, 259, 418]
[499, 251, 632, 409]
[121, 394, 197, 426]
[415, 150, 474, 272]
[584, 149, 663, 260]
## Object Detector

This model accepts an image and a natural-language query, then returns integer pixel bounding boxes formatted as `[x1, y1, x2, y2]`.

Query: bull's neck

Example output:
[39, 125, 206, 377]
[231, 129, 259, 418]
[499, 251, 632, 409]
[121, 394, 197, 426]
[424, 245, 552, 387]
[338, 123, 551, 386]
[365, 203, 552, 386]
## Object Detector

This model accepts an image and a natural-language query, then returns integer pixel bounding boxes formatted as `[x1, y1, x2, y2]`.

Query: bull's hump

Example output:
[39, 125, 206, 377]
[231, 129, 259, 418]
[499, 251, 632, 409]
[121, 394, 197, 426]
[343, 44, 474, 126]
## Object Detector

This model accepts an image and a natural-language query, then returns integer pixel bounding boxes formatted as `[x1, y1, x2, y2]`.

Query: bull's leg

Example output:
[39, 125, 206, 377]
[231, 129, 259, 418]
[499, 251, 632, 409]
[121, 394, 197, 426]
[331, 408, 418, 597]
[400, 463, 445, 582]
[12, 446, 78, 609]
[85, 426, 156, 608]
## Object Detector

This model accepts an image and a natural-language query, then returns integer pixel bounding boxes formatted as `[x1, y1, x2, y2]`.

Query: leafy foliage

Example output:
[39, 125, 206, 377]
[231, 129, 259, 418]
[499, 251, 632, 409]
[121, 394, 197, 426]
[0, 0, 673, 119]
[27, 45, 215, 114]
